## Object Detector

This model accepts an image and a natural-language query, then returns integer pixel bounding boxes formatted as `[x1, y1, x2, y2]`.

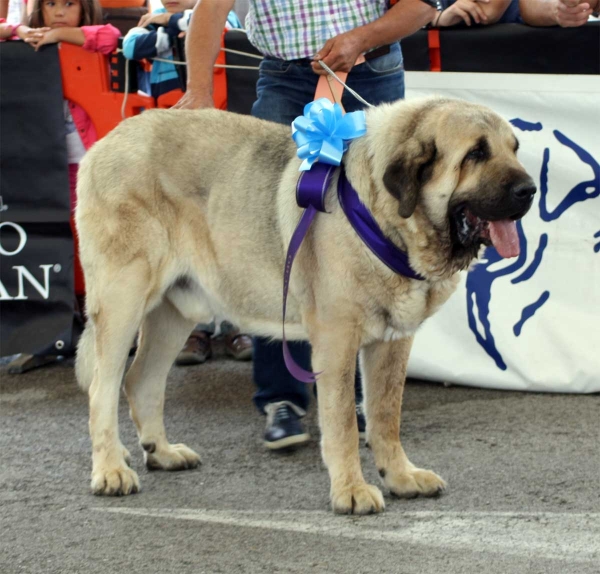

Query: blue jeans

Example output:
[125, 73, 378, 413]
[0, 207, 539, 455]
[251, 42, 405, 413]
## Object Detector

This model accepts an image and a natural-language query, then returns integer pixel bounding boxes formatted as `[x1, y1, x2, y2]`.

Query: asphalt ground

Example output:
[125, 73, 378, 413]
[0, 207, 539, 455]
[1, 341, 599, 574]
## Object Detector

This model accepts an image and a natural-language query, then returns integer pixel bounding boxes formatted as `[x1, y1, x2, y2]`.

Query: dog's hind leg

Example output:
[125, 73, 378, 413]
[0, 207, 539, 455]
[361, 337, 446, 499]
[87, 260, 149, 496]
[124, 298, 201, 471]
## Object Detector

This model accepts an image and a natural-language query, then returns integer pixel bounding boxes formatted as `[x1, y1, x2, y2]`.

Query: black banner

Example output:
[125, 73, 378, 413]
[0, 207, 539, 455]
[439, 22, 600, 75]
[224, 29, 263, 116]
[0, 42, 75, 357]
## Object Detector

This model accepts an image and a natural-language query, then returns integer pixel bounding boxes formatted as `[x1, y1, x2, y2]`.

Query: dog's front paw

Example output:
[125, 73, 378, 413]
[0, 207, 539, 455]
[331, 482, 385, 515]
[91, 464, 140, 496]
[385, 467, 446, 499]
[144, 442, 201, 471]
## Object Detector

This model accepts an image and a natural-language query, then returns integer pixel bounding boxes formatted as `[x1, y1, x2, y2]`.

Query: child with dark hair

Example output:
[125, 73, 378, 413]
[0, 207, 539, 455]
[15, 0, 119, 50]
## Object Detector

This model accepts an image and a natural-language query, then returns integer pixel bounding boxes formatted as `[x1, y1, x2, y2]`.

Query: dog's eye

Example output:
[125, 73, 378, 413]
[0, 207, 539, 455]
[465, 149, 485, 162]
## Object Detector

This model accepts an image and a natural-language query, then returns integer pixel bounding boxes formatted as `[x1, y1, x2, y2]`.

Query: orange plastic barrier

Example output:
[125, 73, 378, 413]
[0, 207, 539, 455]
[58, 42, 155, 139]
[212, 30, 228, 110]
[157, 88, 184, 109]
[427, 29, 441, 73]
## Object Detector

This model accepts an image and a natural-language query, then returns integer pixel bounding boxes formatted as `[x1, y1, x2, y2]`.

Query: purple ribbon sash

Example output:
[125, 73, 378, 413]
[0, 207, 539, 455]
[282, 162, 424, 384]
[337, 165, 425, 281]
[282, 163, 335, 383]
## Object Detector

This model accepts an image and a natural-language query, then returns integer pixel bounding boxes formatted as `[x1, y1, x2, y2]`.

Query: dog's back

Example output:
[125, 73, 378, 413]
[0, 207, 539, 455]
[74, 108, 299, 391]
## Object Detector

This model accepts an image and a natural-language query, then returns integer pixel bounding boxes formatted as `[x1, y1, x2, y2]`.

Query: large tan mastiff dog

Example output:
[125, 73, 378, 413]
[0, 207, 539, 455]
[75, 97, 535, 514]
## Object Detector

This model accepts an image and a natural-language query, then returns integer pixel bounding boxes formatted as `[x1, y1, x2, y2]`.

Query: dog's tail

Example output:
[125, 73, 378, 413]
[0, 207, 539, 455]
[75, 322, 95, 392]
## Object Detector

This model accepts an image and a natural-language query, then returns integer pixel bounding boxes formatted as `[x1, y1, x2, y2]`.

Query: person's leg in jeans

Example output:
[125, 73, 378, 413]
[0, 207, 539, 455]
[250, 59, 317, 449]
[343, 42, 405, 110]
[250, 52, 404, 448]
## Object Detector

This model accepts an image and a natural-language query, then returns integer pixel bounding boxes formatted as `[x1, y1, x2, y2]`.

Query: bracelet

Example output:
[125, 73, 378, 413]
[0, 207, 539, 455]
[10, 23, 23, 36]
[432, 8, 446, 27]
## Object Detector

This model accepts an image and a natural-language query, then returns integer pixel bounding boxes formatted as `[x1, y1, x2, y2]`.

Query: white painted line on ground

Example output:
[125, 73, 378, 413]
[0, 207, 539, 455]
[94, 507, 600, 564]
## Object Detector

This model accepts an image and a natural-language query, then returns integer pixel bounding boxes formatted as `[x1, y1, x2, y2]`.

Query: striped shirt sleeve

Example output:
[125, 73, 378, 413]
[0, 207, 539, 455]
[123, 11, 189, 60]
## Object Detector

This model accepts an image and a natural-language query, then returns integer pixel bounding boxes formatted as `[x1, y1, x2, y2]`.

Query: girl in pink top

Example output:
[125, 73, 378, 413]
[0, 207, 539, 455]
[13, 0, 120, 294]
[16, 0, 120, 153]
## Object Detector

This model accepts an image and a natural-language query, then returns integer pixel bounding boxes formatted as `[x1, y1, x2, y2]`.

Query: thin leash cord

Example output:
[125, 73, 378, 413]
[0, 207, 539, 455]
[118, 47, 261, 119]
[117, 48, 373, 119]
[154, 46, 264, 68]
[221, 46, 263, 59]
[317, 60, 374, 109]
[152, 56, 259, 69]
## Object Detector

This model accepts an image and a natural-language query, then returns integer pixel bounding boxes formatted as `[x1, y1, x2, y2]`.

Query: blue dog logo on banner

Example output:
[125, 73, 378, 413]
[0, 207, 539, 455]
[466, 119, 600, 371]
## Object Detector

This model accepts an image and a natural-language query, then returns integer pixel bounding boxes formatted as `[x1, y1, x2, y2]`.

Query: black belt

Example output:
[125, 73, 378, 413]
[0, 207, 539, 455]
[283, 44, 392, 66]
[364, 44, 392, 61]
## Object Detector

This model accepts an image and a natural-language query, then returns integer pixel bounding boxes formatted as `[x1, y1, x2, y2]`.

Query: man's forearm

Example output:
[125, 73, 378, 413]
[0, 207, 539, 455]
[482, 0, 513, 23]
[520, 0, 598, 26]
[519, 0, 557, 25]
[185, 0, 235, 93]
[354, 0, 437, 53]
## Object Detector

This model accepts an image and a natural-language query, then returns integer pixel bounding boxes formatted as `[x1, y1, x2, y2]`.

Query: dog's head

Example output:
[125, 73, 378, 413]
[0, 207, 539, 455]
[365, 97, 535, 276]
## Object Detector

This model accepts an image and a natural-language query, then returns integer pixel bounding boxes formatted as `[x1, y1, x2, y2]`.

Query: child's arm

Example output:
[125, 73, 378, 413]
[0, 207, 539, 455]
[0, 21, 13, 39]
[25, 26, 85, 50]
[1, 23, 47, 41]
[24, 24, 119, 53]
[123, 11, 190, 60]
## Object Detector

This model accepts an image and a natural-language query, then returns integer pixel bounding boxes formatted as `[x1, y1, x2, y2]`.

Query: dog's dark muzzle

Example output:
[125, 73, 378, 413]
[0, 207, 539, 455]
[504, 175, 536, 220]
[469, 173, 537, 222]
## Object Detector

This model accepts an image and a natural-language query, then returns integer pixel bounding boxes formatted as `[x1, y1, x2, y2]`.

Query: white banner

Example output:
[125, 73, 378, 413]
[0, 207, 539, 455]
[405, 72, 600, 393]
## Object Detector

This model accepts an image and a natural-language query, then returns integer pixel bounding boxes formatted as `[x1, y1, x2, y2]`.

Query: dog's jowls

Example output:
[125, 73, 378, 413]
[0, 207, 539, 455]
[75, 97, 535, 514]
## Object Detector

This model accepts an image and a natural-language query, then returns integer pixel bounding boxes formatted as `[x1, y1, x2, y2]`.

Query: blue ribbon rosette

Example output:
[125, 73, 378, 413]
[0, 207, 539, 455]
[292, 98, 367, 170]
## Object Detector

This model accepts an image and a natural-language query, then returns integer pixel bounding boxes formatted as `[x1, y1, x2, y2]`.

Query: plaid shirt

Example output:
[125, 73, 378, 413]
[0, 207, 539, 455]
[245, 0, 388, 61]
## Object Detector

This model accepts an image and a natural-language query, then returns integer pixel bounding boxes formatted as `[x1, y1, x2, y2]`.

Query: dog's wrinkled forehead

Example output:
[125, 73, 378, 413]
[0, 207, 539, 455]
[432, 104, 517, 159]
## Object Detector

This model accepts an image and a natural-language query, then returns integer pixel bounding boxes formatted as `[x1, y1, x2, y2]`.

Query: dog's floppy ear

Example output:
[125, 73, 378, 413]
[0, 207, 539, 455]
[383, 140, 437, 218]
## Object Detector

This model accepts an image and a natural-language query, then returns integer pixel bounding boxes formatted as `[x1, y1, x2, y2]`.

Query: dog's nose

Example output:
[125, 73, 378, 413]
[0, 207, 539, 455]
[511, 180, 536, 202]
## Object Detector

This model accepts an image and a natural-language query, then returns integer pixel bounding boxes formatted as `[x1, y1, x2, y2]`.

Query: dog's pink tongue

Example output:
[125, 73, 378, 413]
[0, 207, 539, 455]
[489, 220, 520, 258]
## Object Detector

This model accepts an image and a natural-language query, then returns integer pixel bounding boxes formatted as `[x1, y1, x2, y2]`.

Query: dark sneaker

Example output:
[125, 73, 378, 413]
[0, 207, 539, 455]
[224, 330, 253, 361]
[356, 403, 366, 440]
[263, 401, 310, 450]
[175, 331, 212, 366]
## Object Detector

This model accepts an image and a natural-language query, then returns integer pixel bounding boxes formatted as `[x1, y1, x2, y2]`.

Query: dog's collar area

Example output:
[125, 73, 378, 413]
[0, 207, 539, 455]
[337, 165, 425, 281]
[294, 162, 424, 280]
[281, 162, 425, 384]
